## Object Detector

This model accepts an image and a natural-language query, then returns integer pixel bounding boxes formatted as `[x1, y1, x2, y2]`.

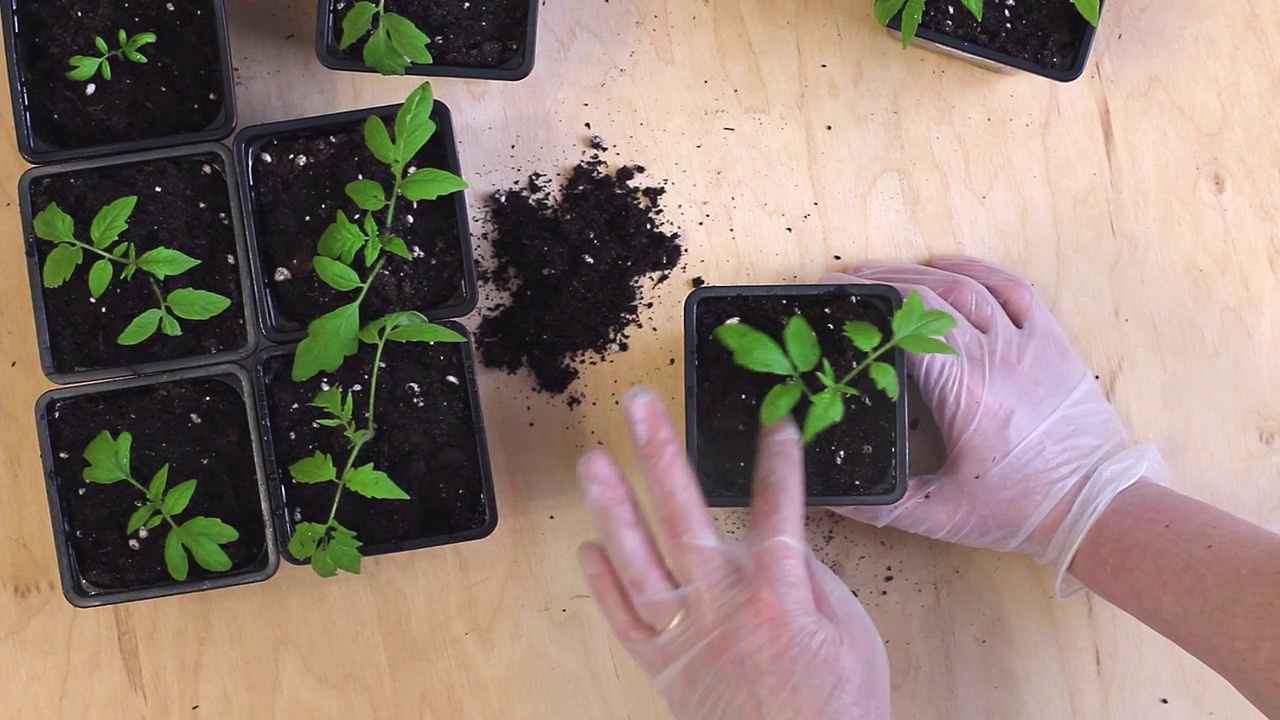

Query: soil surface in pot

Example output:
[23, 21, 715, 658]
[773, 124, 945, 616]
[44, 376, 269, 590]
[14, 0, 226, 152]
[478, 160, 682, 400]
[248, 110, 466, 336]
[694, 293, 898, 500]
[262, 340, 490, 553]
[29, 152, 248, 375]
[326, 0, 529, 69]
[920, 0, 1089, 71]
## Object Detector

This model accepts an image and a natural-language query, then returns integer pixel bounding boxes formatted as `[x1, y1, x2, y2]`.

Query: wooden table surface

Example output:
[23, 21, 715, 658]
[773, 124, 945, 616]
[2, 0, 1276, 717]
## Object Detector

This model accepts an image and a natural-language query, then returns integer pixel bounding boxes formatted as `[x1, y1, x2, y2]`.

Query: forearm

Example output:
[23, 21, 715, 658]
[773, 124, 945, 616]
[1071, 480, 1280, 718]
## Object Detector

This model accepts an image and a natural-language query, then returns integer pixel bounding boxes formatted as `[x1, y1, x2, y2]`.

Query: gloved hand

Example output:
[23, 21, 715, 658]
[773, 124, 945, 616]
[578, 388, 890, 720]
[827, 257, 1167, 597]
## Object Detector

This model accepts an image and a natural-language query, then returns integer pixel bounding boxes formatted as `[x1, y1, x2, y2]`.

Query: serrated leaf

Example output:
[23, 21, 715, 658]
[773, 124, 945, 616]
[363, 233, 383, 268]
[363, 23, 405, 75]
[311, 543, 339, 577]
[868, 361, 900, 400]
[166, 288, 231, 320]
[90, 196, 137, 247]
[843, 320, 882, 353]
[899, 0, 926, 47]
[164, 529, 189, 580]
[290, 452, 337, 484]
[182, 516, 239, 543]
[33, 203, 76, 243]
[386, 320, 465, 343]
[1072, 0, 1100, 25]
[340, 1, 377, 49]
[343, 463, 409, 500]
[318, 210, 366, 265]
[162, 478, 197, 515]
[394, 83, 436, 164]
[82, 430, 128, 484]
[179, 517, 237, 572]
[760, 382, 803, 426]
[160, 314, 182, 336]
[400, 168, 467, 202]
[957, 0, 983, 20]
[118, 308, 163, 345]
[782, 315, 820, 373]
[288, 522, 326, 560]
[95, 35, 109, 54]
[874, 0, 909, 25]
[364, 115, 394, 164]
[88, 259, 113, 298]
[42, 245, 83, 288]
[137, 247, 200, 278]
[325, 526, 363, 575]
[713, 323, 793, 375]
[148, 463, 169, 501]
[66, 56, 100, 81]
[313, 256, 361, 292]
[895, 335, 959, 355]
[803, 390, 845, 444]
[358, 316, 384, 344]
[346, 179, 386, 211]
[126, 505, 153, 535]
[382, 12, 433, 64]
[311, 387, 344, 416]
[292, 302, 361, 381]
[892, 290, 956, 338]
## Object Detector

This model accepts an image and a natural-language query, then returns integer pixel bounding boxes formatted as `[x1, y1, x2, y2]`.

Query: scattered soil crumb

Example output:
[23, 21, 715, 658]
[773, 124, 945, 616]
[691, 276, 706, 288]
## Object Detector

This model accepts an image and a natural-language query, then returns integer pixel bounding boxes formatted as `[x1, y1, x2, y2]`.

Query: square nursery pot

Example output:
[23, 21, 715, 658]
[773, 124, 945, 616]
[252, 322, 498, 564]
[315, 0, 538, 81]
[235, 100, 477, 345]
[886, 0, 1100, 82]
[19, 143, 257, 385]
[1, 0, 237, 163]
[35, 364, 279, 608]
[685, 284, 908, 507]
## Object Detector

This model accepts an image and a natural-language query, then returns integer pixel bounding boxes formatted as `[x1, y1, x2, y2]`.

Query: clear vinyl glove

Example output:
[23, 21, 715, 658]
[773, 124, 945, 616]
[827, 258, 1167, 598]
[577, 389, 890, 720]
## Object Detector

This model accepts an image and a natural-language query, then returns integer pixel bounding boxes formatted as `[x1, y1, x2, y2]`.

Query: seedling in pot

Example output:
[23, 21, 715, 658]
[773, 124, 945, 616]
[33, 196, 232, 346]
[81, 430, 239, 581]
[340, 1, 433, 75]
[714, 290, 957, 442]
[66, 29, 158, 81]
[875, 0, 1099, 48]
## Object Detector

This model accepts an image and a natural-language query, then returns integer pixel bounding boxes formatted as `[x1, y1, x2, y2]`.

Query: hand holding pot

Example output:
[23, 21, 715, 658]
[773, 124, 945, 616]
[827, 258, 1167, 596]
[578, 388, 890, 720]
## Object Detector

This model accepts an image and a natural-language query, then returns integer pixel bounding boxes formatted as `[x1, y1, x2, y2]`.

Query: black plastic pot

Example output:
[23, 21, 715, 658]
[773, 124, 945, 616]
[886, 1, 1100, 82]
[314, 0, 538, 81]
[19, 143, 258, 386]
[35, 364, 279, 608]
[235, 100, 477, 345]
[252, 322, 498, 565]
[684, 284, 908, 507]
[1, 0, 237, 164]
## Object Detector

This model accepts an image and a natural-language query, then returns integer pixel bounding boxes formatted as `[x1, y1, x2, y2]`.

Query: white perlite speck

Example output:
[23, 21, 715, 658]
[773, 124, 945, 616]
[274, 267, 292, 281]
[85, 83, 96, 96]
[445, 375, 459, 385]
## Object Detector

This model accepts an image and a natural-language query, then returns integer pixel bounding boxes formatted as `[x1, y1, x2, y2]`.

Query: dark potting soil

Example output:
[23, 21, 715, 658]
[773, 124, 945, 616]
[14, 0, 226, 151]
[325, 0, 529, 69]
[29, 153, 248, 375]
[920, 0, 1089, 71]
[261, 340, 490, 553]
[44, 376, 268, 590]
[478, 162, 682, 396]
[694, 294, 899, 500]
[248, 111, 466, 336]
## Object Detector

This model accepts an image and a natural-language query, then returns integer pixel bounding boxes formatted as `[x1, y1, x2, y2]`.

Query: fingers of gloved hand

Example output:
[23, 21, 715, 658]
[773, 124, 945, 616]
[804, 553, 885, 649]
[848, 261, 1012, 335]
[928, 256, 1039, 329]
[830, 471, 946, 531]
[578, 449, 681, 630]
[746, 417, 816, 612]
[578, 541, 661, 649]
[623, 387, 730, 582]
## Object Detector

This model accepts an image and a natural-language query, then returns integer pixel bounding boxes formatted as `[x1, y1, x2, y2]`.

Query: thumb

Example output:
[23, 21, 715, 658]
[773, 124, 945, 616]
[829, 471, 947, 531]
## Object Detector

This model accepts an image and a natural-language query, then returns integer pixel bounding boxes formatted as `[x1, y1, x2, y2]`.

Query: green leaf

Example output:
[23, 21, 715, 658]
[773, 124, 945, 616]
[88, 259, 113, 298]
[162, 478, 197, 515]
[900, 0, 925, 47]
[311, 542, 338, 577]
[310, 387, 344, 417]
[160, 314, 182, 337]
[364, 115, 394, 164]
[124, 49, 147, 63]
[164, 530, 189, 580]
[803, 391, 845, 444]
[137, 247, 200, 278]
[42, 245, 83, 288]
[343, 463, 409, 500]
[843, 321, 883, 353]
[760, 382, 803, 426]
[363, 233, 383, 268]
[358, 317, 384, 344]
[713, 323, 793, 375]
[292, 302, 361, 381]
[117, 308, 163, 345]
[781, 316, 820, 373]
[340, 1, 378, 49]
[326, 524, 364, 575]
[382, 12, 433, 64]
[363, 23, 405, 75]
[89, 196, 138, 248]
[117, 29, 128, 47]
[166, 288, 231, 320]
[66, 56, 100, 81]
[394, 83, 437, 164]
[127, 32, 158, 51]
[179, 517, 238, 571]
[126, 505, 153, 535]
[318, 210, 366, 265]
[148, 463, 169, 501]
[1072, 0, 1100, 25]
[400, 168, 467, 202]
[874, 0, 908, 25]
[868, 361, 900, 401]
[288, 522, 326, 560]
[957, 0, 983, 20]
[144, 515, 163, 530]
[892, 290, 956, 339]
[346, 179, 387, 211]
[182, 516, 239, 544]
[101, 58, 112, 81]
[82, 430, 129, 484]
[33, 203, 76, 243]
[383, 235, 411, 260]
[815, 357, 836, 388]
[312, 256, 361, 292]
[289, 452, 337, 484]
[385, 317, 466, 344]
[895, 335, 959, 355]
[95, 35, 109, 54]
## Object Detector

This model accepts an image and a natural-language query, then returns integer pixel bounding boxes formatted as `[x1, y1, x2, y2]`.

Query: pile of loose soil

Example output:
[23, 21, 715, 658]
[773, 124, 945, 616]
[477, 159, 682, 398]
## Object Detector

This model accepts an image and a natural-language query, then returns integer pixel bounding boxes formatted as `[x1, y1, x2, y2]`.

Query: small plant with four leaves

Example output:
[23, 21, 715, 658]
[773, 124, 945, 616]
[82, 430, 240, 581]
[340, 1, 432, 75]
[33, 196, 232, 345]
[713, 290, 958, 442]
[875, 0, 1099, 48]
[67, 29, 158, 81]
